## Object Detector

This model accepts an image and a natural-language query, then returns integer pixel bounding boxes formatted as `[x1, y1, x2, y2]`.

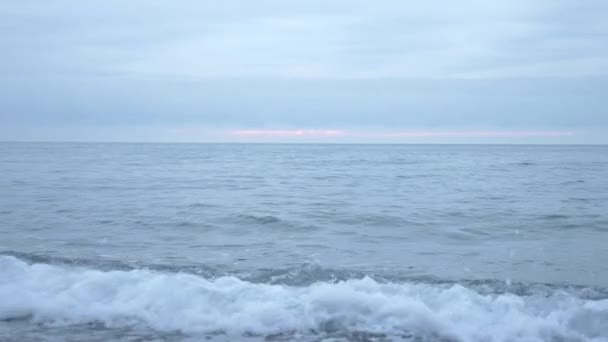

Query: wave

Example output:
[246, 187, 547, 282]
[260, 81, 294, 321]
[1, 255, 607, 341]
[228, 214, 320, 232]
[235, 214, 283, 225]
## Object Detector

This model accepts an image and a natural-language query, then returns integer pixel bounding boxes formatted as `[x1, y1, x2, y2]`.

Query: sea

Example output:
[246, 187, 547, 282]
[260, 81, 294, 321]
[0, 142, 607, 341]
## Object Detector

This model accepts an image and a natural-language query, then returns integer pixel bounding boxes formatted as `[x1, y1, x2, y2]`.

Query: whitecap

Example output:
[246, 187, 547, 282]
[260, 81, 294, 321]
[1, 256, 607, 341]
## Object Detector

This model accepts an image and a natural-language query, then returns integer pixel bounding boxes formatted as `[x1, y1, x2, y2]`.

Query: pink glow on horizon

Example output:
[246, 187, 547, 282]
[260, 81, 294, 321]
[227, 129, 576, 139]
[229, 129, 346, 137]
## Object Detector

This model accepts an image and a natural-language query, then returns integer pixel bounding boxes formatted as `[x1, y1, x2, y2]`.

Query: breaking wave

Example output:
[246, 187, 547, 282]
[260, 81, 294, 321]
[1, 255, 607, 341]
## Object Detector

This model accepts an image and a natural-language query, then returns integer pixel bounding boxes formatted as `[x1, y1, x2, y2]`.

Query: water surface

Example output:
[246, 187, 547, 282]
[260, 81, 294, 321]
[1, 143, 607, 341]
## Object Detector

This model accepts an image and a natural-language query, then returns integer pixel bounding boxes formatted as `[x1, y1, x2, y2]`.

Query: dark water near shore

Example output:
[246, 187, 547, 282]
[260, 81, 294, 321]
[1, 143, 607, 341]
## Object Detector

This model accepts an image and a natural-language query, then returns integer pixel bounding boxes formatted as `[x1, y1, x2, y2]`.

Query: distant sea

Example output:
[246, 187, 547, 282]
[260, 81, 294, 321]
[1, 143, 607, 341]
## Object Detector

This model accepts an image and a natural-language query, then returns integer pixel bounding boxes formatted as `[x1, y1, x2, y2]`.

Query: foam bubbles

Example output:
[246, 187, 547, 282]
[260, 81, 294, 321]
[1, 256, 607, 341]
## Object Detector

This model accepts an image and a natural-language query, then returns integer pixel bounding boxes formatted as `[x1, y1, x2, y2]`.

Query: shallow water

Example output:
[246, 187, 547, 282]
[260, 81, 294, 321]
[1, 143, 607, 341]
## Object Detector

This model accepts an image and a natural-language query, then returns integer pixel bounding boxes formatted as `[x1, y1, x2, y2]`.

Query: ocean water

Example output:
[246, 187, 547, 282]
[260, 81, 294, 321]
[1, 142, 607, 341]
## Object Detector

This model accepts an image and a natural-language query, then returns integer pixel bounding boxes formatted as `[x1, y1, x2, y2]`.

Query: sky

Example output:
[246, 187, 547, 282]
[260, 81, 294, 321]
[0, 0, 607, 143]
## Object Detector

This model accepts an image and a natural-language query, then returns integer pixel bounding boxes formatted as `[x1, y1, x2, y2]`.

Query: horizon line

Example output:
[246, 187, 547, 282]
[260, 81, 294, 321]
[1, 140, 606, 146]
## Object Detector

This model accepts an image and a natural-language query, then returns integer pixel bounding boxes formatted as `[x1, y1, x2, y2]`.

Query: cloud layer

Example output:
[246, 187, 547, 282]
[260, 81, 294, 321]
[0, 1, 607, 142]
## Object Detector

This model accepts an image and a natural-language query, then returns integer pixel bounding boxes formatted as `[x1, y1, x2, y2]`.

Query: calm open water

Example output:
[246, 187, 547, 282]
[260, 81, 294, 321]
[1, 143, 607, 341]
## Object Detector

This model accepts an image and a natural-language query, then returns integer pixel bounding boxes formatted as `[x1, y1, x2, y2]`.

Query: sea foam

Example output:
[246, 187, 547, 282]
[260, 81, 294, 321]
[1, 256, 607, 341]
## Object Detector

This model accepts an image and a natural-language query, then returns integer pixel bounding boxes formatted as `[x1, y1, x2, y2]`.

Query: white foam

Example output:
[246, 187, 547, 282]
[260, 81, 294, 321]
[1, 256, 607, 341]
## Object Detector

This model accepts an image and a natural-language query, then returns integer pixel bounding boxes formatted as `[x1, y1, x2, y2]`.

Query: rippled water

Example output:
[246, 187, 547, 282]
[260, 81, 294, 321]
[1, 143, 607, 341]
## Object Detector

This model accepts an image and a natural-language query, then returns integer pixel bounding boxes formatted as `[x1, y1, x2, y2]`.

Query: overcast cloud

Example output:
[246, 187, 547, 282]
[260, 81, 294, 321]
[1, 0, 607, 143]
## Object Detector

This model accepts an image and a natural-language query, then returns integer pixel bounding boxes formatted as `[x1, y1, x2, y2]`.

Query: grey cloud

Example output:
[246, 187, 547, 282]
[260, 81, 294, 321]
[0, 1, 607, 142]
[2, 77, 606, 127]
[3, 0, 607, 79]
